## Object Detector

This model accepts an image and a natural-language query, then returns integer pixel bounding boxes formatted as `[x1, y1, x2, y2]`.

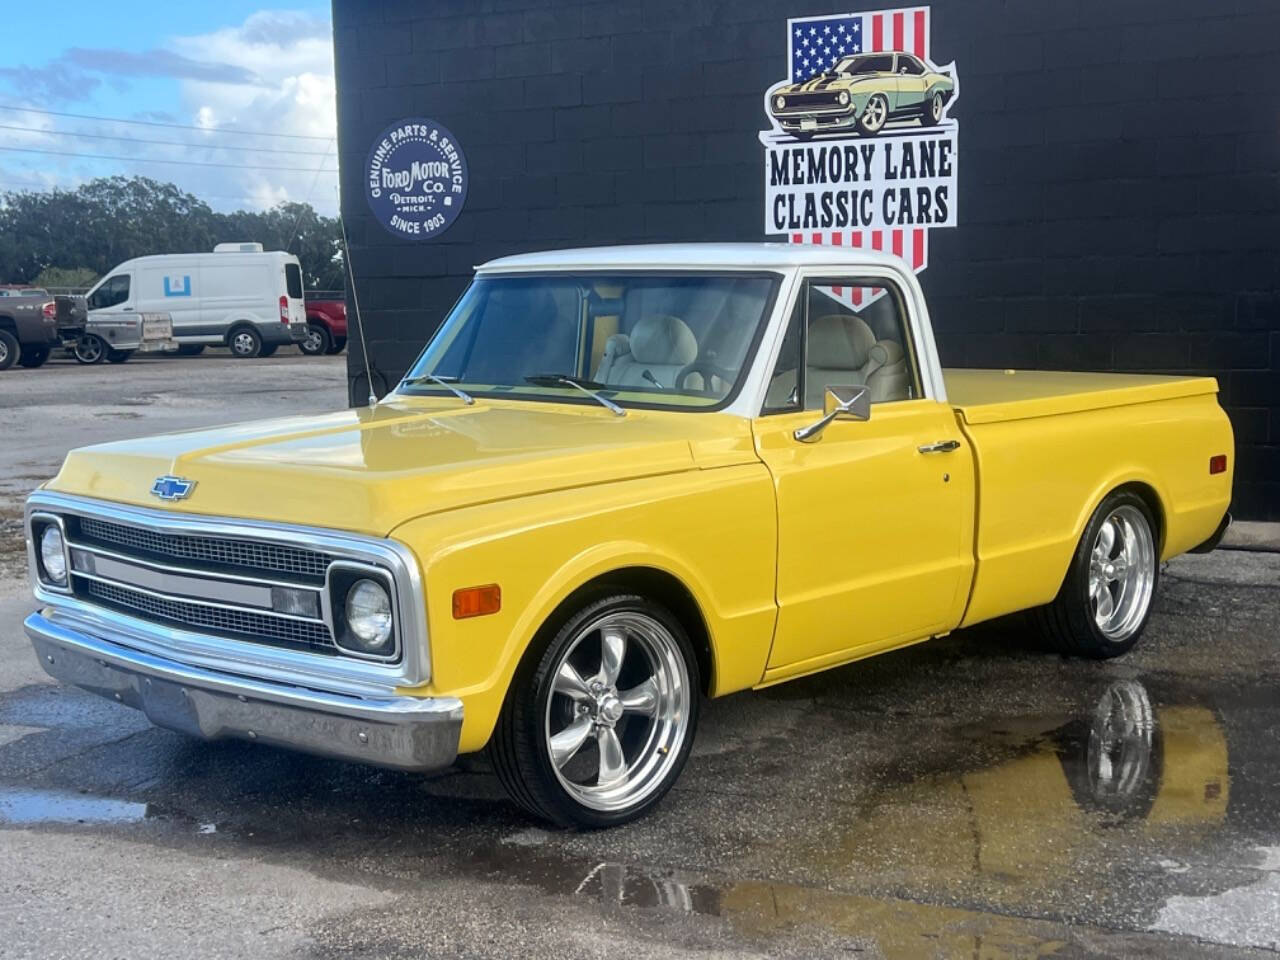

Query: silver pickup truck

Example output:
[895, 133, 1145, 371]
[0, 286, 87, 371]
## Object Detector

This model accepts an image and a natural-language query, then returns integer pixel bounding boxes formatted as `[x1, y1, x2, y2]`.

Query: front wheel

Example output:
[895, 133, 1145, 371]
[858, 94, 889, 135]
[73, 335, 107, 364]
[1033, 491, 1159, 658]
[0, 330, 19, 370]
[491, 592, 700, 828]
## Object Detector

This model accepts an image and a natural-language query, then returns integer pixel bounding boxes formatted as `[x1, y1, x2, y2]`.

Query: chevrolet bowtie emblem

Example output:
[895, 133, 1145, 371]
[150, 475, 196, 501]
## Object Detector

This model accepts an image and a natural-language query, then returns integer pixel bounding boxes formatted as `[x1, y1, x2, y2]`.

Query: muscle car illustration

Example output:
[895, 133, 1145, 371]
[770, 51, 954, 138]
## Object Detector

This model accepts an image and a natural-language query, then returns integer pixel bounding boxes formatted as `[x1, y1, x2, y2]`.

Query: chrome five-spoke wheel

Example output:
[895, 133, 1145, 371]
[1033, 490, 1159, 658]
[491, 593, 700, 827]
[1088, 504, 1156, 642]
[545, 611, 691, 813]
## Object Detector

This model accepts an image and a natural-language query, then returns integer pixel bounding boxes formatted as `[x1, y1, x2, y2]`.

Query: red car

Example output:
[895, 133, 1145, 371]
[300, 295, 347, 355]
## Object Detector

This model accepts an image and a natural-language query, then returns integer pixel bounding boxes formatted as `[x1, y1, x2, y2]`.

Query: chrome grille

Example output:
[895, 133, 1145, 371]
[77, 516, 332, 580]
[84, 579, 335, 653]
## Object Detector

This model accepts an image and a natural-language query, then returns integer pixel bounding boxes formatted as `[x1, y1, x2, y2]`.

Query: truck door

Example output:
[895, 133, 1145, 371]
[752, 275, 974, 673]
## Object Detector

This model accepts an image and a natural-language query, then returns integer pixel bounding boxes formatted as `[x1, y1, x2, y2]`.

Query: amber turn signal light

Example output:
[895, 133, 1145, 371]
[452, 584, 501, 619]
[1209, 454, 1227, 475]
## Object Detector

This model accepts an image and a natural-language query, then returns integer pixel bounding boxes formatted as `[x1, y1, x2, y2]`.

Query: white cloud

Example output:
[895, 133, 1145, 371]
[168, 10, 338, 213]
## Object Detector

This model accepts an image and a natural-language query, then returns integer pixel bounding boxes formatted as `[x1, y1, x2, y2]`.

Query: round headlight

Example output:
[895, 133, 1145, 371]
[774, 95, 786, 110]
[40, 524, 67, 585]
[344, 579, 393, 653]
[838, 90, 850, 105]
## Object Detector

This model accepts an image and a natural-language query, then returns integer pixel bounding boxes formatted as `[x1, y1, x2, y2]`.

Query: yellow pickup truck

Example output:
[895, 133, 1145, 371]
[23, 244, 1233, 827]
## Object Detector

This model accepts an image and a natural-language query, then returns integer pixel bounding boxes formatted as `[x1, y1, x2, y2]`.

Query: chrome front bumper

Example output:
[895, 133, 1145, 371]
[25, 608, 463, 772]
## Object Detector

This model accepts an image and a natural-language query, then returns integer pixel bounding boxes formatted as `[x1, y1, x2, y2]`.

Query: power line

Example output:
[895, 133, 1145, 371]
[0, 122, 333, 157]
[0, 103, 334, 141]
[0, 144, 338, 173]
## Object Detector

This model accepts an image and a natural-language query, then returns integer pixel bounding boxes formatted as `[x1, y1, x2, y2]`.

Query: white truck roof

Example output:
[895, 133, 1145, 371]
[477, 242, 911, 274]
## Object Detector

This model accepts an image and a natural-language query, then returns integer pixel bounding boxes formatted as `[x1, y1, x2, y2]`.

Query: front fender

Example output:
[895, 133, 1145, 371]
[390, 464, 778, 754]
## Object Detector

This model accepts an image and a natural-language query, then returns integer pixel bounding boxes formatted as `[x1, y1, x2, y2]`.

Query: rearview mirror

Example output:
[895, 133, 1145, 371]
[793, 385, 871, 442]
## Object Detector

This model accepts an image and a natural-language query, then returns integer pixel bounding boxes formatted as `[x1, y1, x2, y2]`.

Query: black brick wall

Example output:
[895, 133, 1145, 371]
[334, 0, 1280, 519]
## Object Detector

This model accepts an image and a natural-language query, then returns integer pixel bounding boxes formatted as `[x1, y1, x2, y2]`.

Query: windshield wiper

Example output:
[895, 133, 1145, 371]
[524, 374, 626, 417]
[399, 373, 475, 405]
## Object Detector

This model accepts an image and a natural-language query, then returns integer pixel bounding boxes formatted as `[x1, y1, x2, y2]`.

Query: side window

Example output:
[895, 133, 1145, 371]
[89, 274, 130, 310]
[898, 55, 924, 76]
[804, 279, 918, 408]
[764, 278, 920, 414]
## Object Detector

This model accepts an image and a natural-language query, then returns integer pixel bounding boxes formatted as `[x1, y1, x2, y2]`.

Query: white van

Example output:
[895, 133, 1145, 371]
[80, 243, 308, 362]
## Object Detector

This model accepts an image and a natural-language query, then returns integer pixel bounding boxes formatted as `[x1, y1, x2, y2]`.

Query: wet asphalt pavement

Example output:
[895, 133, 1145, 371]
[2, 354, 1278, 958]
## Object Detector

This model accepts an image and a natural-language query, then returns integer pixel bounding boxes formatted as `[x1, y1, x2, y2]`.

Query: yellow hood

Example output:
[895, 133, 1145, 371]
[46, 398, 757, 536]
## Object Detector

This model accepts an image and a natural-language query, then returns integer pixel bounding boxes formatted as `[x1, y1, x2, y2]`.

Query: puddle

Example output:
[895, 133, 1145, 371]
[0, 786, 148, 825]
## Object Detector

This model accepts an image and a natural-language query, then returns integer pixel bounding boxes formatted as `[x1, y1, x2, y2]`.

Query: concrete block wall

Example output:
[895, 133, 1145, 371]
[334, 0, 1280, 518]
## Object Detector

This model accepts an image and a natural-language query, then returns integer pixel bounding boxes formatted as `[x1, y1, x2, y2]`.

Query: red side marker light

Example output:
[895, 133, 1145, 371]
[453, 584, 501, 619]
[1209, 455, 1227, 475]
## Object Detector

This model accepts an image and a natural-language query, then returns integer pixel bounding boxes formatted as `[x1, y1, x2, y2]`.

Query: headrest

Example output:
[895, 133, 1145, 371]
[629, 314, 698, 366]
[868, 339, 904, 367]
[808, 314, 876, 369]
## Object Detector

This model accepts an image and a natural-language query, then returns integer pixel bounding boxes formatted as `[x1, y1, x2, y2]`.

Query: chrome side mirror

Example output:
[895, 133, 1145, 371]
[793, 385, 871, 442]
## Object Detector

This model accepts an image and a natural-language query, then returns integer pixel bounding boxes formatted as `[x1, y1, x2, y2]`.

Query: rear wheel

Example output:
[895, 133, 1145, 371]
[176, 344, 205, 357]
[73, 334, 107, 365]
[0, 330, 19, 370]
[19, 344, 50, 368]
[922, 90, 944, 126]
[258, 343, 278, 358]
[299, 323, 331, 356]
[106, 348, 133, 364]
[228, 326, 262, 359]
[326, 337, 347, 355]
[491, 592, 700, 828]
[1033, 490, 1159, 658]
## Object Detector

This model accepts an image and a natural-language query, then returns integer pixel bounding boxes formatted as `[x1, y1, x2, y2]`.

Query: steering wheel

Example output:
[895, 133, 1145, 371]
[676, 357, 735, 395]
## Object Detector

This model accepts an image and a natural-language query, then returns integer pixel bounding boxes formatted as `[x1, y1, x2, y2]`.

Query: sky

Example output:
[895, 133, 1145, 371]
[0, 2, 338, 214]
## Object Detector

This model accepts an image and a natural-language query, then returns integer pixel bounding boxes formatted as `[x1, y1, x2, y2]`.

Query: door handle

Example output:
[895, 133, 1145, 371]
[918, 440, 961, 454]
[122, 307, 134, 312]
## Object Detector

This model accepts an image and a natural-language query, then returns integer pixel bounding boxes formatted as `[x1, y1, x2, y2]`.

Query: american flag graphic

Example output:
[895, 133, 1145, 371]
[786, 6, 933, 300]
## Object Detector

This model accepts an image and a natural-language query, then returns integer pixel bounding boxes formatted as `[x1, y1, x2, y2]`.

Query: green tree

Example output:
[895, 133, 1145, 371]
[0, 176, 343, 289]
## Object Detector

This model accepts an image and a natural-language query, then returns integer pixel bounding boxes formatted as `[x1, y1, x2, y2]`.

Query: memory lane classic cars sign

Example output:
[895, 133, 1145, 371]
[365, 118, 469, 240]
[761, 6, 959, 285]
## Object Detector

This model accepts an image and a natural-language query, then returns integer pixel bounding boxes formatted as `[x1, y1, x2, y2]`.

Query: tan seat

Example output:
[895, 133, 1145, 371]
[768, 313, 912, 409]
[595, 314, 699, 391]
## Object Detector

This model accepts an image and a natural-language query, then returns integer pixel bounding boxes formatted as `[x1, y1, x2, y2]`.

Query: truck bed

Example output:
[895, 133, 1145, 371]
[943, 369, 1220, 424]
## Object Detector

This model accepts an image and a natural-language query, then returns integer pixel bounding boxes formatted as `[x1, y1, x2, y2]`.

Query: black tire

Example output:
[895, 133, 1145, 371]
[1032, 490, 1159, 658]
[0, 330, 19, 370]
[73, 334, 107, 365]
[326, 337, 347, 355]
[228, 326, 262, 359]
[19, 344, 50, 368]
[922, 90, 944, 126]
[490, 591, 701, 828]
[106, 348, 134, 364]
[176, 345, 205, 357]
[299, 323, 331, 356]
[258, 343, 278, 358]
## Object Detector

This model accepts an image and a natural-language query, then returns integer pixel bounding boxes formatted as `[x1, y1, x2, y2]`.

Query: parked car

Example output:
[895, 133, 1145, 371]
[81, 243, 307, 362]
[300, 293, 348, 355]
[770, 50, 954, 138]
[0, 285, 87, 370]
[22, 243, 1232, 828]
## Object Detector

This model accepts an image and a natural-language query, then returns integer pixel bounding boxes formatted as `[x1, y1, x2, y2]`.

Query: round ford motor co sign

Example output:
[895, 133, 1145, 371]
[365, 118, 468, 240]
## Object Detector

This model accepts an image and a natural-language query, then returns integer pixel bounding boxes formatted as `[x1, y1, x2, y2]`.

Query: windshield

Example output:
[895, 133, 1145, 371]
[399, 272, 780, 410]
[835, 54, 895, 75]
